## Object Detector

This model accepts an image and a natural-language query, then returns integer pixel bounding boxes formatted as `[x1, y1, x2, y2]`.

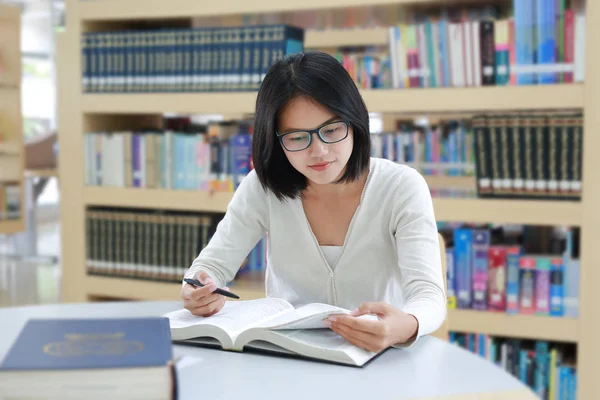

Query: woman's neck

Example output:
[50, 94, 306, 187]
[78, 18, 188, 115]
[304, 169, 368, 199]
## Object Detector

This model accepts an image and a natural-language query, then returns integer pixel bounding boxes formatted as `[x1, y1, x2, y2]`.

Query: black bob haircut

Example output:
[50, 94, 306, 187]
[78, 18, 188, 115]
[252, 51, 371, 201]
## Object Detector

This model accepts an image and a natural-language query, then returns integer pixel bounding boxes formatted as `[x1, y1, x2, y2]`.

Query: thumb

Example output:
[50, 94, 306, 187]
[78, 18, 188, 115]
[195, 271, 213, 285]
[351, 302, 390, 317]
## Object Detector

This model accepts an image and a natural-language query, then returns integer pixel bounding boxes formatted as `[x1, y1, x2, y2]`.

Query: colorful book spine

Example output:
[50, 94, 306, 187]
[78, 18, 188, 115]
[535, 256, 551, 316]
[506, 246, 521, 314]
[549, 257, 565, 317]
[487, 246, 506, 311]
[472, 229, 490, 310]
[519, 256, 536, 314]
[446, 248, 457, 309]
[454, 229, 473, 309]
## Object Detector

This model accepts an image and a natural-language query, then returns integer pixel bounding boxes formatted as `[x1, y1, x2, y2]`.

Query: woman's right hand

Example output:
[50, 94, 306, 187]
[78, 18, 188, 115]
[181, 271, 227, 317]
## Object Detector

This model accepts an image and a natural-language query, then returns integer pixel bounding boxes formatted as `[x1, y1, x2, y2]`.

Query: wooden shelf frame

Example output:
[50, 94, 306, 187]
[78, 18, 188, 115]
[83, 186, 581, 227]
[81, 85, 583, 115]
[447, 309, 578, 344]
[0, 5, 24, 233]
[58, 0, 599, 397]
[79, 0, 451, 21]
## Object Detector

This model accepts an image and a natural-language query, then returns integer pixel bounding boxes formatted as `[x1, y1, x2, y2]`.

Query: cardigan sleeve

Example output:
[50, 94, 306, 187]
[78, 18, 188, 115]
[391, 167, 447, 346]
[183, 170, 269, 288]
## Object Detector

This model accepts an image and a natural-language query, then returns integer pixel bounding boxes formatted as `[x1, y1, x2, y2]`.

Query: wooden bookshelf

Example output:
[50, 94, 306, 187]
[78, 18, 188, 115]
[305, 27, 388, 48]
[81, 85, 583, 115]
[0, 5, 24, 234]
[86, 272, 266, 301]
[58, 0, 599, 397]
[447, 309, 578, 343]
[433, 198, 582, 226]
[79, 0, 455, 21]
[84, 186, 233, 213]
[83, 186, 581, 227]
[0, 219, 25, 235]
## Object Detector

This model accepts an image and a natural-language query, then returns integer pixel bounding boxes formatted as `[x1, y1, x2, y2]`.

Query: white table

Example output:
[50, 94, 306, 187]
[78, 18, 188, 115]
[0, 301, 537, 400]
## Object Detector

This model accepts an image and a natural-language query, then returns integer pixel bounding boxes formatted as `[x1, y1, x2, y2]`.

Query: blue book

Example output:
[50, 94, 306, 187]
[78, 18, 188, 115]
[0, 318, 174, 398]
[1, 318, 173, 370]
[453, 229, 473, 309]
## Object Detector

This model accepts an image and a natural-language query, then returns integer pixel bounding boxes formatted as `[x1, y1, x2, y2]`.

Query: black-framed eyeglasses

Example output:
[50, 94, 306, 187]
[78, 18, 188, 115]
[276, 120, 349, 152]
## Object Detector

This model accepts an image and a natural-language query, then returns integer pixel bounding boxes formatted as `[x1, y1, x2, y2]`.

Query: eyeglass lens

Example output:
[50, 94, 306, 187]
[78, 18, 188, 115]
[281, 121, 348, 151]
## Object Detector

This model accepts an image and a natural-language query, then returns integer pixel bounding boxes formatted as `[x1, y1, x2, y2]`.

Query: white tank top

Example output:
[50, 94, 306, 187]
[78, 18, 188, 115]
[320, 246, 343, 267]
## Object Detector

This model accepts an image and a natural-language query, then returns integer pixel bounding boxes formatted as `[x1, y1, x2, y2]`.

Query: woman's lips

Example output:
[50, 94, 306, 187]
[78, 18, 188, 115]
[308, 161, 333, 172]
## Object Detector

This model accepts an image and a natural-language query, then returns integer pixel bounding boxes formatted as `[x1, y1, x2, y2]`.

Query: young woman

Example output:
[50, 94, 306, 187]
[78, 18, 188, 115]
[180, 52, 446, 352]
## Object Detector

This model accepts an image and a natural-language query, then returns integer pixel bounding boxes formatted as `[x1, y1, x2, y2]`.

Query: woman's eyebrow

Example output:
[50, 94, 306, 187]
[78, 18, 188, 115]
[280, 116, 339, 133]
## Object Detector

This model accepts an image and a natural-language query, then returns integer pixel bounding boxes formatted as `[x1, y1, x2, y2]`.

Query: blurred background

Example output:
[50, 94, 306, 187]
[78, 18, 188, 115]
[0, 0, 592, 398]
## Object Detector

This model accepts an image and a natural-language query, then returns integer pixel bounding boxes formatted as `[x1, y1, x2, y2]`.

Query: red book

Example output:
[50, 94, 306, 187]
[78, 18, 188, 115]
[564, 9, 575, 83]
[487, 246, 507, 311]
[508, 18, 516, 85]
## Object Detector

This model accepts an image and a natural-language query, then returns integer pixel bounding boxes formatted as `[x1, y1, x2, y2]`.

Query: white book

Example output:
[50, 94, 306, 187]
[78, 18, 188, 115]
[165, 298, 381, 367]
[449, 22, 465, 87]
[463, 21, 474, 87]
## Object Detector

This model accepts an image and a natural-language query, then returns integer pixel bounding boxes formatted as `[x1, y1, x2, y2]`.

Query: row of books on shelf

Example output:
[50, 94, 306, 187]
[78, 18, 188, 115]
[440, 224, 579, 318]
[83, 117, 477, 193]
[472, 112, 583, 201]
[0, 184, 20, 221]
[81, 24, 305, 93]
[389, 1, 585, 89]
[449, 331, 576, 400]
[85, 207, 266, 282]
[80, 1, 586, 93]
[372, 119, 474, 176]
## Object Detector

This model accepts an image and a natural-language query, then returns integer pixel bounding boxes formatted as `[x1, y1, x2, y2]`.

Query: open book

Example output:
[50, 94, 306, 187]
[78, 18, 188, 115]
[164, 298, 382, 367]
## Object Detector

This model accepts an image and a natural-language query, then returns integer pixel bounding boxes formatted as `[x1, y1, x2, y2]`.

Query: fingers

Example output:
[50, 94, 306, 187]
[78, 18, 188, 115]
[327, 314, 382, 335]
[329, 322, 381, 353]
[181, 282, 217, 301]
[195, 271, 212, 284]
[190, 295, 225, 317]
[351, 302, 390, 317]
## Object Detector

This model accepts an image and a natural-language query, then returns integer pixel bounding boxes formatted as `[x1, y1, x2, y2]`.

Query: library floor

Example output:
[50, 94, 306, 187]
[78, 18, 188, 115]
[0, 214, 61, 308]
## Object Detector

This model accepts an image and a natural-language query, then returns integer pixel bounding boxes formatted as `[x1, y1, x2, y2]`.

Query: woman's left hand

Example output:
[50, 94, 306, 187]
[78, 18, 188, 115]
[324, 302, 419, 353]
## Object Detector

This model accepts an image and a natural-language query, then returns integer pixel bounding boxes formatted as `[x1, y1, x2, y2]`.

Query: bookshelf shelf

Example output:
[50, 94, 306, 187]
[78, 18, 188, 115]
[80, 0, 448, 21]
[81, 85, 584, 115]
[0, 5, 24, 233]
[0, 219, 25, 234]
[0, 142, 21, 155]
[86, 274, 266, 301]
[84, 187, 582, 227]
[305, 27, 388, 48]
[447, 309, 579, 343]
[432, 198, 582, 226]
[84, 186, 233, 213]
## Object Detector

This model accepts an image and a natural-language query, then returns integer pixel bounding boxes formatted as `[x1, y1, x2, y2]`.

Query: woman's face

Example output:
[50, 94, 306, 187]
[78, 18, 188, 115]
[277, 96, 354, 187]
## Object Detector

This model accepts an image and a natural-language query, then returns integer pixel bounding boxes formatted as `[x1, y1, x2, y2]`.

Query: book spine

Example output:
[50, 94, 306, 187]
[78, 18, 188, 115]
[480, 20, 495, 85]
[487, 246, 507, 311]
[519, 256, 536, 314]
[446, 247, 456, 309]
[472, 229, 490, 310]
[506, 246, 521, 314]
[549, 257, 565, 317]
[535, 256, 551, 315]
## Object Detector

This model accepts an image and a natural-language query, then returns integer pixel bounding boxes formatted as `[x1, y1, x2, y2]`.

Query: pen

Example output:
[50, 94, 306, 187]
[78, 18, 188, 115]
[184, 278, 240, 299]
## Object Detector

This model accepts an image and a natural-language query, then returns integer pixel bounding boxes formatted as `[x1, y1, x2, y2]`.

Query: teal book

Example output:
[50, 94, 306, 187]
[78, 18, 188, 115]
[0, 317, 175, 399]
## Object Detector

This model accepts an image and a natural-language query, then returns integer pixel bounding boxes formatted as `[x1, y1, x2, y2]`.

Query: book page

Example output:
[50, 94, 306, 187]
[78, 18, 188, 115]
[258, 303, 352, 330]
[165, 298, 293, 336]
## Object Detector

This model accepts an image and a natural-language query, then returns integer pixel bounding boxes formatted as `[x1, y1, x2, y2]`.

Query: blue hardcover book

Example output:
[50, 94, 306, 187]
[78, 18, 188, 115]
[454, 229, 473, 309]
[550, 257, 565, 316]
[0, 318, 174, 398]
[534, 341, 549, 398]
